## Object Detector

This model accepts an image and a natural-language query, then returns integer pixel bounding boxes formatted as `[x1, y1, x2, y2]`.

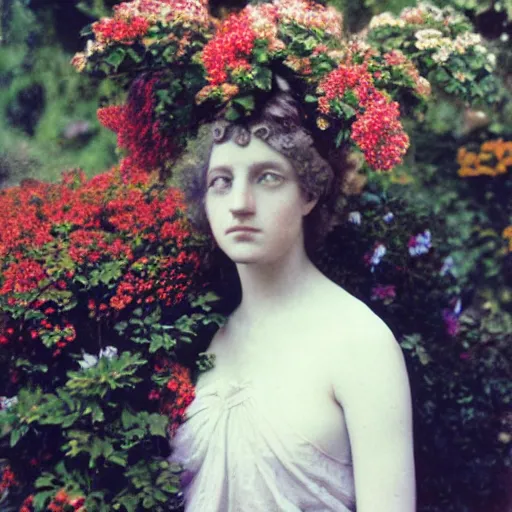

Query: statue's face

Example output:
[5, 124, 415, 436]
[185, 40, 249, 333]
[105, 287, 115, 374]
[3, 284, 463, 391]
[204, 135, 317, 265]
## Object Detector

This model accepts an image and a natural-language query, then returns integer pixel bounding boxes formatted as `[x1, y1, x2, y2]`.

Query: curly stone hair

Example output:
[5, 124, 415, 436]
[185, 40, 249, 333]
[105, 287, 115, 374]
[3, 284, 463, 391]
[172, 78, 356, 258]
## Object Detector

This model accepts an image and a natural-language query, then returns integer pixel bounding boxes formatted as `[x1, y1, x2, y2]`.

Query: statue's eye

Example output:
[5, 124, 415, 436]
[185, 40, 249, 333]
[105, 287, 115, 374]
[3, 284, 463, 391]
[258, 172, 284, 185]
[208, 176, 231, 191]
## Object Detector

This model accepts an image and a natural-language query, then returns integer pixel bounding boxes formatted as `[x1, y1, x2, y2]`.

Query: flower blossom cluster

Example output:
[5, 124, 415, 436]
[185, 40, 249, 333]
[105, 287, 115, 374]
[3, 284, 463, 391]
[47, 489, 85, 512]
[317, 63, 410, 170]
[156, 360, 196, 437]
[92, 16, 150, 44]
[502, 226, 512, 252]
[442, 298, 462, 337]
[364, 242, 387, 272]
[457, 139, 512, 178]
[370, 3, 453, 29]
[114, 0, 210, 28]
[371, 284, 397, 302]
[274, 0, 342, 38]
[408, 229, 432, 256]
[19, 495, 34, 512]
[91, 0, 209, 46]
[201, 12, 257, 86]
[0, 167, 196, 354]
[383, 50, 432, 98]
[0, 466, 18, 494]
[97, 75, 176, 176]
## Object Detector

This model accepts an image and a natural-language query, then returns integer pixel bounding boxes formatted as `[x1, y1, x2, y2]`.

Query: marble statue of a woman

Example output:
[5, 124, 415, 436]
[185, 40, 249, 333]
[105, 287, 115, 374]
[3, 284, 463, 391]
[170, 78, 416, 512]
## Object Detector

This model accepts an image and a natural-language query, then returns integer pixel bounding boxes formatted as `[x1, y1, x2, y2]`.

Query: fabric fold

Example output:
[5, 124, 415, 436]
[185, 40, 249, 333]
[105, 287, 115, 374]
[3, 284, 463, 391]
[170, 378, 356, 512]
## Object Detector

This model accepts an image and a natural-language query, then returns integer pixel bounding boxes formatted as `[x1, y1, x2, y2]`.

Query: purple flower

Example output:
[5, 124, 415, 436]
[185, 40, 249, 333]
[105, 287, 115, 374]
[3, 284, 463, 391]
[408, 229, 432, 256]
[442, 297, 462, 337]
[364, 243, 387, 272]
[371, 284, 396, 301]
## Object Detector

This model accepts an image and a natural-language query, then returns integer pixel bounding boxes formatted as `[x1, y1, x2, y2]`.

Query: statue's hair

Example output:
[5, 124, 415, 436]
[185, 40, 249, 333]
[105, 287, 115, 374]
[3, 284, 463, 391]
[172, 84, 355, 258]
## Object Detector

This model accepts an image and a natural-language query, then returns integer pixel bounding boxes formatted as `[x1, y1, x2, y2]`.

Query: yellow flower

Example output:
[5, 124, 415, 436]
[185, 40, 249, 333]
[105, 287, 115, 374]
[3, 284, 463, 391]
[316, 116, 330, 130]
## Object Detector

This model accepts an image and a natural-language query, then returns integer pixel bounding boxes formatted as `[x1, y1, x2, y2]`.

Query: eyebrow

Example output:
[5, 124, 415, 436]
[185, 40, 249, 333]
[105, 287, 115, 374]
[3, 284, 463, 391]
[207, 160, 290, 176]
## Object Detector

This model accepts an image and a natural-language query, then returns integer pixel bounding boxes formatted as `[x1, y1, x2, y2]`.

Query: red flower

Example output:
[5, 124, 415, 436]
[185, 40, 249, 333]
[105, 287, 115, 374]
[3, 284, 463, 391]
[0, 260, 47, 295]
[201, 12, 256, 85]
[351, 97, 409, 171]
[20, 495, 34, 512]
[0, 466, 18, 493]
[97, 76, 176, 176]
[167, 379, 179, 392]
[93, 16, 150, 44]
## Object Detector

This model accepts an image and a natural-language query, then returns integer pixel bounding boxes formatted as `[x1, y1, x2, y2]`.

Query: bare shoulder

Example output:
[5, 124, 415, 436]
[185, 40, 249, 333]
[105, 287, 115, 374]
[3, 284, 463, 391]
[319, 283, 408, 403]
[320, 280, 396, 347]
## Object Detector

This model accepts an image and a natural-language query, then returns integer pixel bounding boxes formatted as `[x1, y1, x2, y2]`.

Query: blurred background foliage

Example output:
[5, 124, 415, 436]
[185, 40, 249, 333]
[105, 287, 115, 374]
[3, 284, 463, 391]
[0, 0, 511, 511]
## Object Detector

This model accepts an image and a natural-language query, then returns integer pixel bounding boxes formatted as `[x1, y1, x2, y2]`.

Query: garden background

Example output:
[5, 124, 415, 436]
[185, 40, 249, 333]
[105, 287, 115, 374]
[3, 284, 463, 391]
[0, 0, 511, 511]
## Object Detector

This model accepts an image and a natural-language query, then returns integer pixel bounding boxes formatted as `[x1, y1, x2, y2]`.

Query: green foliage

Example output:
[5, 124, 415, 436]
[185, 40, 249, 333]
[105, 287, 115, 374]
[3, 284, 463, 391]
[0, 0, 117, 186]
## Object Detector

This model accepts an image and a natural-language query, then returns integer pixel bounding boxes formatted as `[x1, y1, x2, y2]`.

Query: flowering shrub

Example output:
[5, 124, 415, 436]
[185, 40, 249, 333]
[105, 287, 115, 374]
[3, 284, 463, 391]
[0, 166, 223, 510]
[366, 2, 502, 106]
[310, 190, 512, 512]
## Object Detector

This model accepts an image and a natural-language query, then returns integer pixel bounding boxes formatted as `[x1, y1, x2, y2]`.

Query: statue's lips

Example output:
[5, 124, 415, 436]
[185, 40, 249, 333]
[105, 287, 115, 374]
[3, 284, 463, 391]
[226, 226, 261, 234]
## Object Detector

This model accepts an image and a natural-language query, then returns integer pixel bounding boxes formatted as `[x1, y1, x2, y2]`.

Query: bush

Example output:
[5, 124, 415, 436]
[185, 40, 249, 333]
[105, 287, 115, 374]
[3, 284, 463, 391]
[0, 166, 222, 511]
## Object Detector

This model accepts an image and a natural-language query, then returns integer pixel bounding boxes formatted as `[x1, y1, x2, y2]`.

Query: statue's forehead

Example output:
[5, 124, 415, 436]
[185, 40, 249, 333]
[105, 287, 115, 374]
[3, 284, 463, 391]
[208, 136, 293, 174]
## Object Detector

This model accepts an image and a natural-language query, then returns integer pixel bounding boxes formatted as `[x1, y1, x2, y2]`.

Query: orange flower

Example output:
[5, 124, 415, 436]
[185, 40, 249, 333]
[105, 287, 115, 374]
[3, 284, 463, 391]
[502, 226, 512, 252]
[457, 139, 512, 178]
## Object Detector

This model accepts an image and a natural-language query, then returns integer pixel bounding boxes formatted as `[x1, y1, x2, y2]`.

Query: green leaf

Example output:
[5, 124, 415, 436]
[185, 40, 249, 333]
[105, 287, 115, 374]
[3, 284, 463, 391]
[108, 453, 128, 467]
[148, 414, 169, 438]
[125, 47, 144, 64]
[224, 106, 241, 121]
[105, 47, 127, 70]
[10, 425, 29, 447]
[232, 94, 255, 112]
[253, 67, 272, 90]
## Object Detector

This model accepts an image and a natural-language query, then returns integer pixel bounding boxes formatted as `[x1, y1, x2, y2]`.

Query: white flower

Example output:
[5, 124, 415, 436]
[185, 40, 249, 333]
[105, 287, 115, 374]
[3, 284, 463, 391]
[370, 243, 387, 268]
[454, 298, 462, 315]
[408, 229, 432, 257]
[348, 211, 362, 225]
[383, 212, 395, 223]
[369, 12, 405, 29]
[99, 346, 118, 360]
[432, 46, 453, 63]
[0, 396, 18, 410]
[78, 346, 118, 369]
[415, 37, 449, 51]
[78, 352, 99, 369]
[500, 33, 509, 43]
[487, 53, 496, 67]
[415, 29, 443, 40]
[455, 32, 482, 48]
[440, 256, 457, 277]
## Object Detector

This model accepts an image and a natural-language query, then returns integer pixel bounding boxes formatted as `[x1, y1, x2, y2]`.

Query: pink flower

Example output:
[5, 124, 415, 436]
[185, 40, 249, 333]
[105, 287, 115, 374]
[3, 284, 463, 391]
[371, 284, 396, 301]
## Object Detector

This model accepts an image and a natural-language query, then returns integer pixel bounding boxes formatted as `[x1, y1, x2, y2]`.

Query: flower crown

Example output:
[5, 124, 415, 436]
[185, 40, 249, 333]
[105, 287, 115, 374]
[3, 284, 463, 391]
[72, 0, 431, 179]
